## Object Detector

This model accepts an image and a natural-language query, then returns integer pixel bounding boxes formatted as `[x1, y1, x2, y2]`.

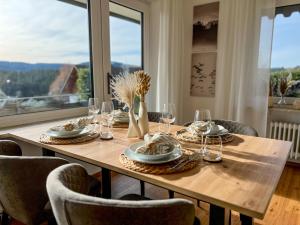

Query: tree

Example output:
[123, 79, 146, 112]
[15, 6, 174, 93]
[76, 68, 91, 100]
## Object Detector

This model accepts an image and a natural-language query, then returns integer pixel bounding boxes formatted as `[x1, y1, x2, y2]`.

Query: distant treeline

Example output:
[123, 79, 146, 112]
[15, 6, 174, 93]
[0, 70, 58, 97]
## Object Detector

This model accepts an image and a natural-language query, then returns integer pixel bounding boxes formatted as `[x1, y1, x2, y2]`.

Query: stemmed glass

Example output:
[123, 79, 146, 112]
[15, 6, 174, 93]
[100, 101, 114, 139]
[160, 103, 176, 134]
[88, 98, 100, 123]
[194, 109, 212, 156]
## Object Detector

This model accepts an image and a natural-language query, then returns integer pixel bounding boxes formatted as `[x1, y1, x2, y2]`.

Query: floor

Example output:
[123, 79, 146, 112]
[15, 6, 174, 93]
[10, 165, 300, 225]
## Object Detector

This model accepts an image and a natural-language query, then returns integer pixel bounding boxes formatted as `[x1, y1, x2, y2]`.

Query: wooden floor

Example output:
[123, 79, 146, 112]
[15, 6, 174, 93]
[11, 165, 300, 225]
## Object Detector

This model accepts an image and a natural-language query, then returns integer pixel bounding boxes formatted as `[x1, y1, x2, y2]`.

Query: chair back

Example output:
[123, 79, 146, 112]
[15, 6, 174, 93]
[147, 112, 162, 123]
[0, 140, 22, 156]
[0, 156, 68, 225]
[47, 164, 196, 225]
[184, 119, 258, 136]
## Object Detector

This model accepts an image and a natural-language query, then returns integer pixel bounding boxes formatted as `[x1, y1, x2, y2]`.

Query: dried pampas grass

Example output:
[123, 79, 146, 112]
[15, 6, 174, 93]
[110, 73, 138, 108]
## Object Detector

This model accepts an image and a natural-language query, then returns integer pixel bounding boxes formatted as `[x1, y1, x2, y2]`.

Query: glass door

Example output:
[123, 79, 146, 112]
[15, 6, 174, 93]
[101, 0, 146, 105]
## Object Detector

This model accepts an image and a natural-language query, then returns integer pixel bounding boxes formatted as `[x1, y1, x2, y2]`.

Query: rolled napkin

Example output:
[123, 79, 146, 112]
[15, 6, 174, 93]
[135, 133, 179, 155]
[187, 121, 212, 136]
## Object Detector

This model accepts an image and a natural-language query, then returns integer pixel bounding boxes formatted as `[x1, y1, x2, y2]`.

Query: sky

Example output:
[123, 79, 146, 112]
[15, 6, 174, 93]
[0, 0, 141, 66]
[271, 12, 300, 68]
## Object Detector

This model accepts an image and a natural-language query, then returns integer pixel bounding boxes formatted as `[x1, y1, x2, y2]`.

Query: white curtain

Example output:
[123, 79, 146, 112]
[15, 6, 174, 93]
[214, 0, 275, 136]
[155, 0, 185, 123]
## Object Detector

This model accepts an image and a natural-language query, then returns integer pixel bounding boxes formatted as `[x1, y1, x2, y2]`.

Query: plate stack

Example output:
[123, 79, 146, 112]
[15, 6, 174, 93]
[176, 123, 234, 144]
[124, 141, 183, 164]
[40, 117, 99, 145]
[112, 110, 129, 128]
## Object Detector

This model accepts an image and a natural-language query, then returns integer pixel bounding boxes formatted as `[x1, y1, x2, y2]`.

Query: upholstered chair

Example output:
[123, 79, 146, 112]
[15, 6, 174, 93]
[147, 112, 162, 123]
[0, 140, 22, 156]
[184, 119, 259, 137]
[47, 163, 199, 225]
[0, 156, 68, 225]
[0, 140, 101, 225]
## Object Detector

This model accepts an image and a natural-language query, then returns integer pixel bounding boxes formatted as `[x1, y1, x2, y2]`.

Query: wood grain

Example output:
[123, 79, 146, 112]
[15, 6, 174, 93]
[0, 119, 292, 219]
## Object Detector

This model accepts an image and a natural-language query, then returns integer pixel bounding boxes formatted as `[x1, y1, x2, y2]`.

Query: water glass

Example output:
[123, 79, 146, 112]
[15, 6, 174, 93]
[194, 109, 212, 155]
[203, 135, 223, 162]
[100, 101, 114, 139]
[160, 103, 176, 133]
[88, 98, 100, 123]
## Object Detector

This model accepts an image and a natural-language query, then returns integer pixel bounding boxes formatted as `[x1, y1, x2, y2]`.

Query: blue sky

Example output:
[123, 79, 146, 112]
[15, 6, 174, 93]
[0, 0, 141, 66]
[271, 12, 300, 68]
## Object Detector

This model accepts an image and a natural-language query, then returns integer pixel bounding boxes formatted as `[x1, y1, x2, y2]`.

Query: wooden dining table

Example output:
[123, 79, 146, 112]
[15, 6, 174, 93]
[0, 118, 292, 225]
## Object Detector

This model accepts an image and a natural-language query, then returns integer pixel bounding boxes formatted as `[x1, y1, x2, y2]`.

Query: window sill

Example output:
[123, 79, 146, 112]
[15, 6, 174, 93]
[0, 107, 88, 129]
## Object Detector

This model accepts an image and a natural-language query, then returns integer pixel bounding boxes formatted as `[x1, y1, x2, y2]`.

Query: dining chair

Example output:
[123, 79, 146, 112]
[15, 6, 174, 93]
[0, 140, 101, 225]
[147, 112, 162, 123]
[47, 163, 200, 225]
[184, 119, 259, 136]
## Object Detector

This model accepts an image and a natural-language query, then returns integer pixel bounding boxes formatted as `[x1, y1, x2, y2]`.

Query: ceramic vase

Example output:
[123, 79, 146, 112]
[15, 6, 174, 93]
[127, 107, 142, 138]
[138, 101, 149, 136]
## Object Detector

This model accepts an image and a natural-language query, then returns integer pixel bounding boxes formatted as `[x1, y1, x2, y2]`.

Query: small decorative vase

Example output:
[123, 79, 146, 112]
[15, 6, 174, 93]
[127, 107, 142, 138]
[277, 94, 286, 105]
[138, 101, 149, 136]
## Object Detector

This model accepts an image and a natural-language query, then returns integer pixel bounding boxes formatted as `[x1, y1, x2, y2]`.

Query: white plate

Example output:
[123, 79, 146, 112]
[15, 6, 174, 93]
[46, 127, 91, 139]
[124, 147, 182, 164]
[129, 142, 176, 161]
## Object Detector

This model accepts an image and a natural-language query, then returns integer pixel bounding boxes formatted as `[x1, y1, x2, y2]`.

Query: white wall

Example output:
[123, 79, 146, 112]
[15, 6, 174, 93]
[149, 0, 220, 124]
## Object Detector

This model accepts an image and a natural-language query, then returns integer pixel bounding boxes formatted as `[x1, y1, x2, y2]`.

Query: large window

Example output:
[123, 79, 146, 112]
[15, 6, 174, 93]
[0, 0, 92, 117]
[109, 2, 143, 76]
[271, 5, 300, 98]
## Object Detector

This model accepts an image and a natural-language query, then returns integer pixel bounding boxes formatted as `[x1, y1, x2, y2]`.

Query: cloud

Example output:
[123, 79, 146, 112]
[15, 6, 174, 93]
[0, 0, 142, 66]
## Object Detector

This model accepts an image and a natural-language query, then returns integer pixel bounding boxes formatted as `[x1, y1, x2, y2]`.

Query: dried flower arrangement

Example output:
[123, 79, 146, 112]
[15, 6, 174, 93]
[110, 71, 151, 138]
[135, 70, 151, 102]
[110, 73, 142, 138]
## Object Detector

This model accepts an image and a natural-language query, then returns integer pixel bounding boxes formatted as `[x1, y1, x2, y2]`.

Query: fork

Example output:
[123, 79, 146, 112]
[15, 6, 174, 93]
[170, 153, 200, 170]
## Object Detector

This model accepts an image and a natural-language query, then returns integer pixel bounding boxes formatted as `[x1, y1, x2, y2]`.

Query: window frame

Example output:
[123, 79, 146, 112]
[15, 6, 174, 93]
[270, 0, 300, 104]
[0, 0, 150, 128]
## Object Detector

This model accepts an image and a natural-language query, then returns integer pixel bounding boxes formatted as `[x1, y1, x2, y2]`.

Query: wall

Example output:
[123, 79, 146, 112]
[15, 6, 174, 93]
[181, 0, 222, 124]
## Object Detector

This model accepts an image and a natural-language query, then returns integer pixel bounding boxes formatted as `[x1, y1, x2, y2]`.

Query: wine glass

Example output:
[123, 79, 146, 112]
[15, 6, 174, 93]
[100, 101, 114, 139]
[160, 103, 176, 134]
[194, 109, 212, 156]
[88, 98, 100, 123]
[203, 135, 222, 162]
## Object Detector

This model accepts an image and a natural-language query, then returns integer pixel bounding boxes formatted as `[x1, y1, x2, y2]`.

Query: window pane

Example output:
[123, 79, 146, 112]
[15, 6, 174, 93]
[0, 0, 92, 117]
[271, 8, 300, 98]
[109, 2, 143, 76]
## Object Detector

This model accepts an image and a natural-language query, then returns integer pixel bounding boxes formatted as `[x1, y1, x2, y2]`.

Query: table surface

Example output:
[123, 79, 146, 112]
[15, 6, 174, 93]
[0, 119, 292, 219]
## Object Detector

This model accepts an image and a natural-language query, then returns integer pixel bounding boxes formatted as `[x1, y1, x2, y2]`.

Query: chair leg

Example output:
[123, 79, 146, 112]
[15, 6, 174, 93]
[1, 212, 10, 225]
[168, 190, 174, 198]
[48, 216, 57, 225]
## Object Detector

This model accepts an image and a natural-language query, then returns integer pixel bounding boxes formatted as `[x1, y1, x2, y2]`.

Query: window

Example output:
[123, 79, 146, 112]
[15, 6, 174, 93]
[109, 2, 143, 76]
[108, 2, 144, 109]
[271, 5, 300, 98]
[0, 0, 92, 117]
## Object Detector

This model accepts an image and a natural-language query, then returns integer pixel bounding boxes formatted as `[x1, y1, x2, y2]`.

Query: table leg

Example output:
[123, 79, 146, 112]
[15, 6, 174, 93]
[209, 204, 231, 225]
[168, 190, 174, 198]
[101, 168, 111, 199]
[140, 181, 145, 197]
[240, 214, 253, 225]
[42, 148, 55, 156]
[1, 212, 10, 225]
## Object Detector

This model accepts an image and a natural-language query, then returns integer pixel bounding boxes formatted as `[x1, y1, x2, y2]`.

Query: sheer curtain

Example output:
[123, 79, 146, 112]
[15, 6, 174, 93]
[155, 0, 185, 123]
[214, 0, 275, 136]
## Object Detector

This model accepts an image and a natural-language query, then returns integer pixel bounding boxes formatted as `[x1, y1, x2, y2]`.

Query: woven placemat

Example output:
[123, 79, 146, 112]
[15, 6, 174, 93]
[40, 132, 100, 145]
[175, 129, 234, 144]
[120, 149, 200, 174]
